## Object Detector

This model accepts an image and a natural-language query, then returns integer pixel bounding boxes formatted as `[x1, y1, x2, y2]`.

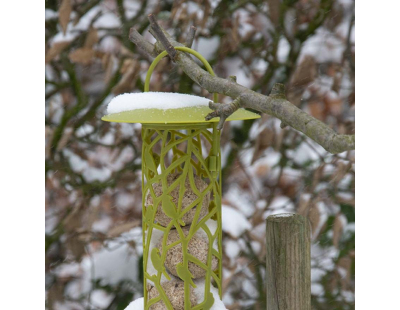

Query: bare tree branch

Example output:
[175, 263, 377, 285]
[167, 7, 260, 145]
[185, 26, 197, 48]
[129, 28, 157, 57]
[206, 96, 242, 130]
[128, 17, 355, 154]
[148, 14, 177, 60]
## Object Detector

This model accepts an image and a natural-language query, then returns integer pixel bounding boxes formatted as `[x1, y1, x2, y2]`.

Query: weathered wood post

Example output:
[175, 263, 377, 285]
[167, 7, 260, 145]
[266, 213, 311, 310]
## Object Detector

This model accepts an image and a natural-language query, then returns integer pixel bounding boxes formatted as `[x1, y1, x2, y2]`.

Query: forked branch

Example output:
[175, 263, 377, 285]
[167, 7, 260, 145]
[129, 15, 355, 154]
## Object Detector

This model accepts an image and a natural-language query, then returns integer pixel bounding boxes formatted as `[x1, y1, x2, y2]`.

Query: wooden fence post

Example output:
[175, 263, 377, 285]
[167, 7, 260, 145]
[266, 213, 311, 310]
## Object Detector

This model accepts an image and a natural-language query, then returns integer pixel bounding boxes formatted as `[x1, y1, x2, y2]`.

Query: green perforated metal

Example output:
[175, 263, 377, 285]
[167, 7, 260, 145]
[142, 123, 222, 310]
[140, 47, 224, 310]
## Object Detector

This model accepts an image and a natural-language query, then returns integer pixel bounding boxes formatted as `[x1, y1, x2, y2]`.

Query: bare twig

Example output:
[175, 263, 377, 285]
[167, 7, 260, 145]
[185, 26, 197, 48]
[129, 15, 355, 154]
[228, 75, 237, 83]
[206, 96, 243, 130]
[129, 28, 157, 57]
[148, 14, 177, 60]
[345, 13, 355, 71]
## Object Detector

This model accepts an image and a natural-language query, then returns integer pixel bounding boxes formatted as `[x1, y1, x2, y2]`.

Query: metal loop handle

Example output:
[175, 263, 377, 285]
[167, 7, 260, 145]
[144, 46, 218, 103]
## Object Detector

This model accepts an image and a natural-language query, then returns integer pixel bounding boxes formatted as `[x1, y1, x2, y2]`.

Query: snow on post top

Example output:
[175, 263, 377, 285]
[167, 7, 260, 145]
[272, 213, 295, 218]
[107, 92, 212, 115]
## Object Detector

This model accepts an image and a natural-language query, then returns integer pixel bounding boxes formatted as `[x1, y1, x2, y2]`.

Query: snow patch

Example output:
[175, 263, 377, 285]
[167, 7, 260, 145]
[45, 9, 58, 20]
[107, 92, 212, 114]
[277, 37, 290, 63]
[196, 36, 220, 60]
[272, 213, 295, 218]
[124, 298, 144, 310]
[91, 289, 113, 308]
[222, 205, 251, 238]
[194, 280, 228, 309]
[225, 185, 254, 217]
[225, 239, 241, 263]
[292, 142, 321, 165]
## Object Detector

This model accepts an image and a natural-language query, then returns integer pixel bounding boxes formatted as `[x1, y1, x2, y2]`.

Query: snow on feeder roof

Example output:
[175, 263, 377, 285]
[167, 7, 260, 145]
[102, 92, 259, 124]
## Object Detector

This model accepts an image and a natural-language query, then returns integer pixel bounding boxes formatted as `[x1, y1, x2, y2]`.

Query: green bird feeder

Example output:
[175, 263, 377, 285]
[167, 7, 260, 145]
[102, 47, 259, 310]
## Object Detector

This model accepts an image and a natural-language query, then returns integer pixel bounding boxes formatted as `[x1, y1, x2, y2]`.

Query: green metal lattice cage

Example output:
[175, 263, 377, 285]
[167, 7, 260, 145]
[102, 47, 259, 309]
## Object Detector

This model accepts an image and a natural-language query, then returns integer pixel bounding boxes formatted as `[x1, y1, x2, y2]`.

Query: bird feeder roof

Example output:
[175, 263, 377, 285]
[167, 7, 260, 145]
[101, 92, 260, 124]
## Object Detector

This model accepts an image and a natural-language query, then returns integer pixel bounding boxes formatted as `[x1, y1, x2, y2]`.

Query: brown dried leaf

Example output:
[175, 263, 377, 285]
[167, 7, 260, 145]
[308, 100, 324, 120]
[45, 41, 70, 63]
[56, 127, 73, 151]
[288, 56, 317, 106]
[255, 164, 269, 178]
[102, 53, 116, 84]
[101, 53, 111, 69]
[120, 45, 135, 58]
[297, 194, 311, 216]
[69, 47, 96, 65]
[323, 92, 343, 116]
[308, 201, 320, 238]
[47, 281, 65, 307]
[120, 58, 136, 74]
[64, 203, 84, 232]
[332, 161, 348, 185]
[77, 232, 92, 242]
[112, 59, 140, 95]
[107, 221, 140, 238]
[85, 205, 99, 231]
[348, 92, 355, 107]
[45, 126, 54, 159]
[338, 255, 353, 290]
[267, 0, 280, 26]
[290, 56, 317, 88]
[325, 6, 344, 32]
[84, 27, 98, 48]
[333, 214, 344, 248]
[59, 0, 72, 35]
[311, 165, 324, 190]
[274, 130, 285, 152]
[231, 16, 240, 48]
[251, 126, 273, 164]
[66, 235, 85, 259]
[331, 72, 343, 93]
[337, 194, 355, 206]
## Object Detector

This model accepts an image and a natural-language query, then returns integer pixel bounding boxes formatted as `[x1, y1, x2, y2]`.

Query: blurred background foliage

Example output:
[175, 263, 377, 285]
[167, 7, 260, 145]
[45, 0, 355, 309]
